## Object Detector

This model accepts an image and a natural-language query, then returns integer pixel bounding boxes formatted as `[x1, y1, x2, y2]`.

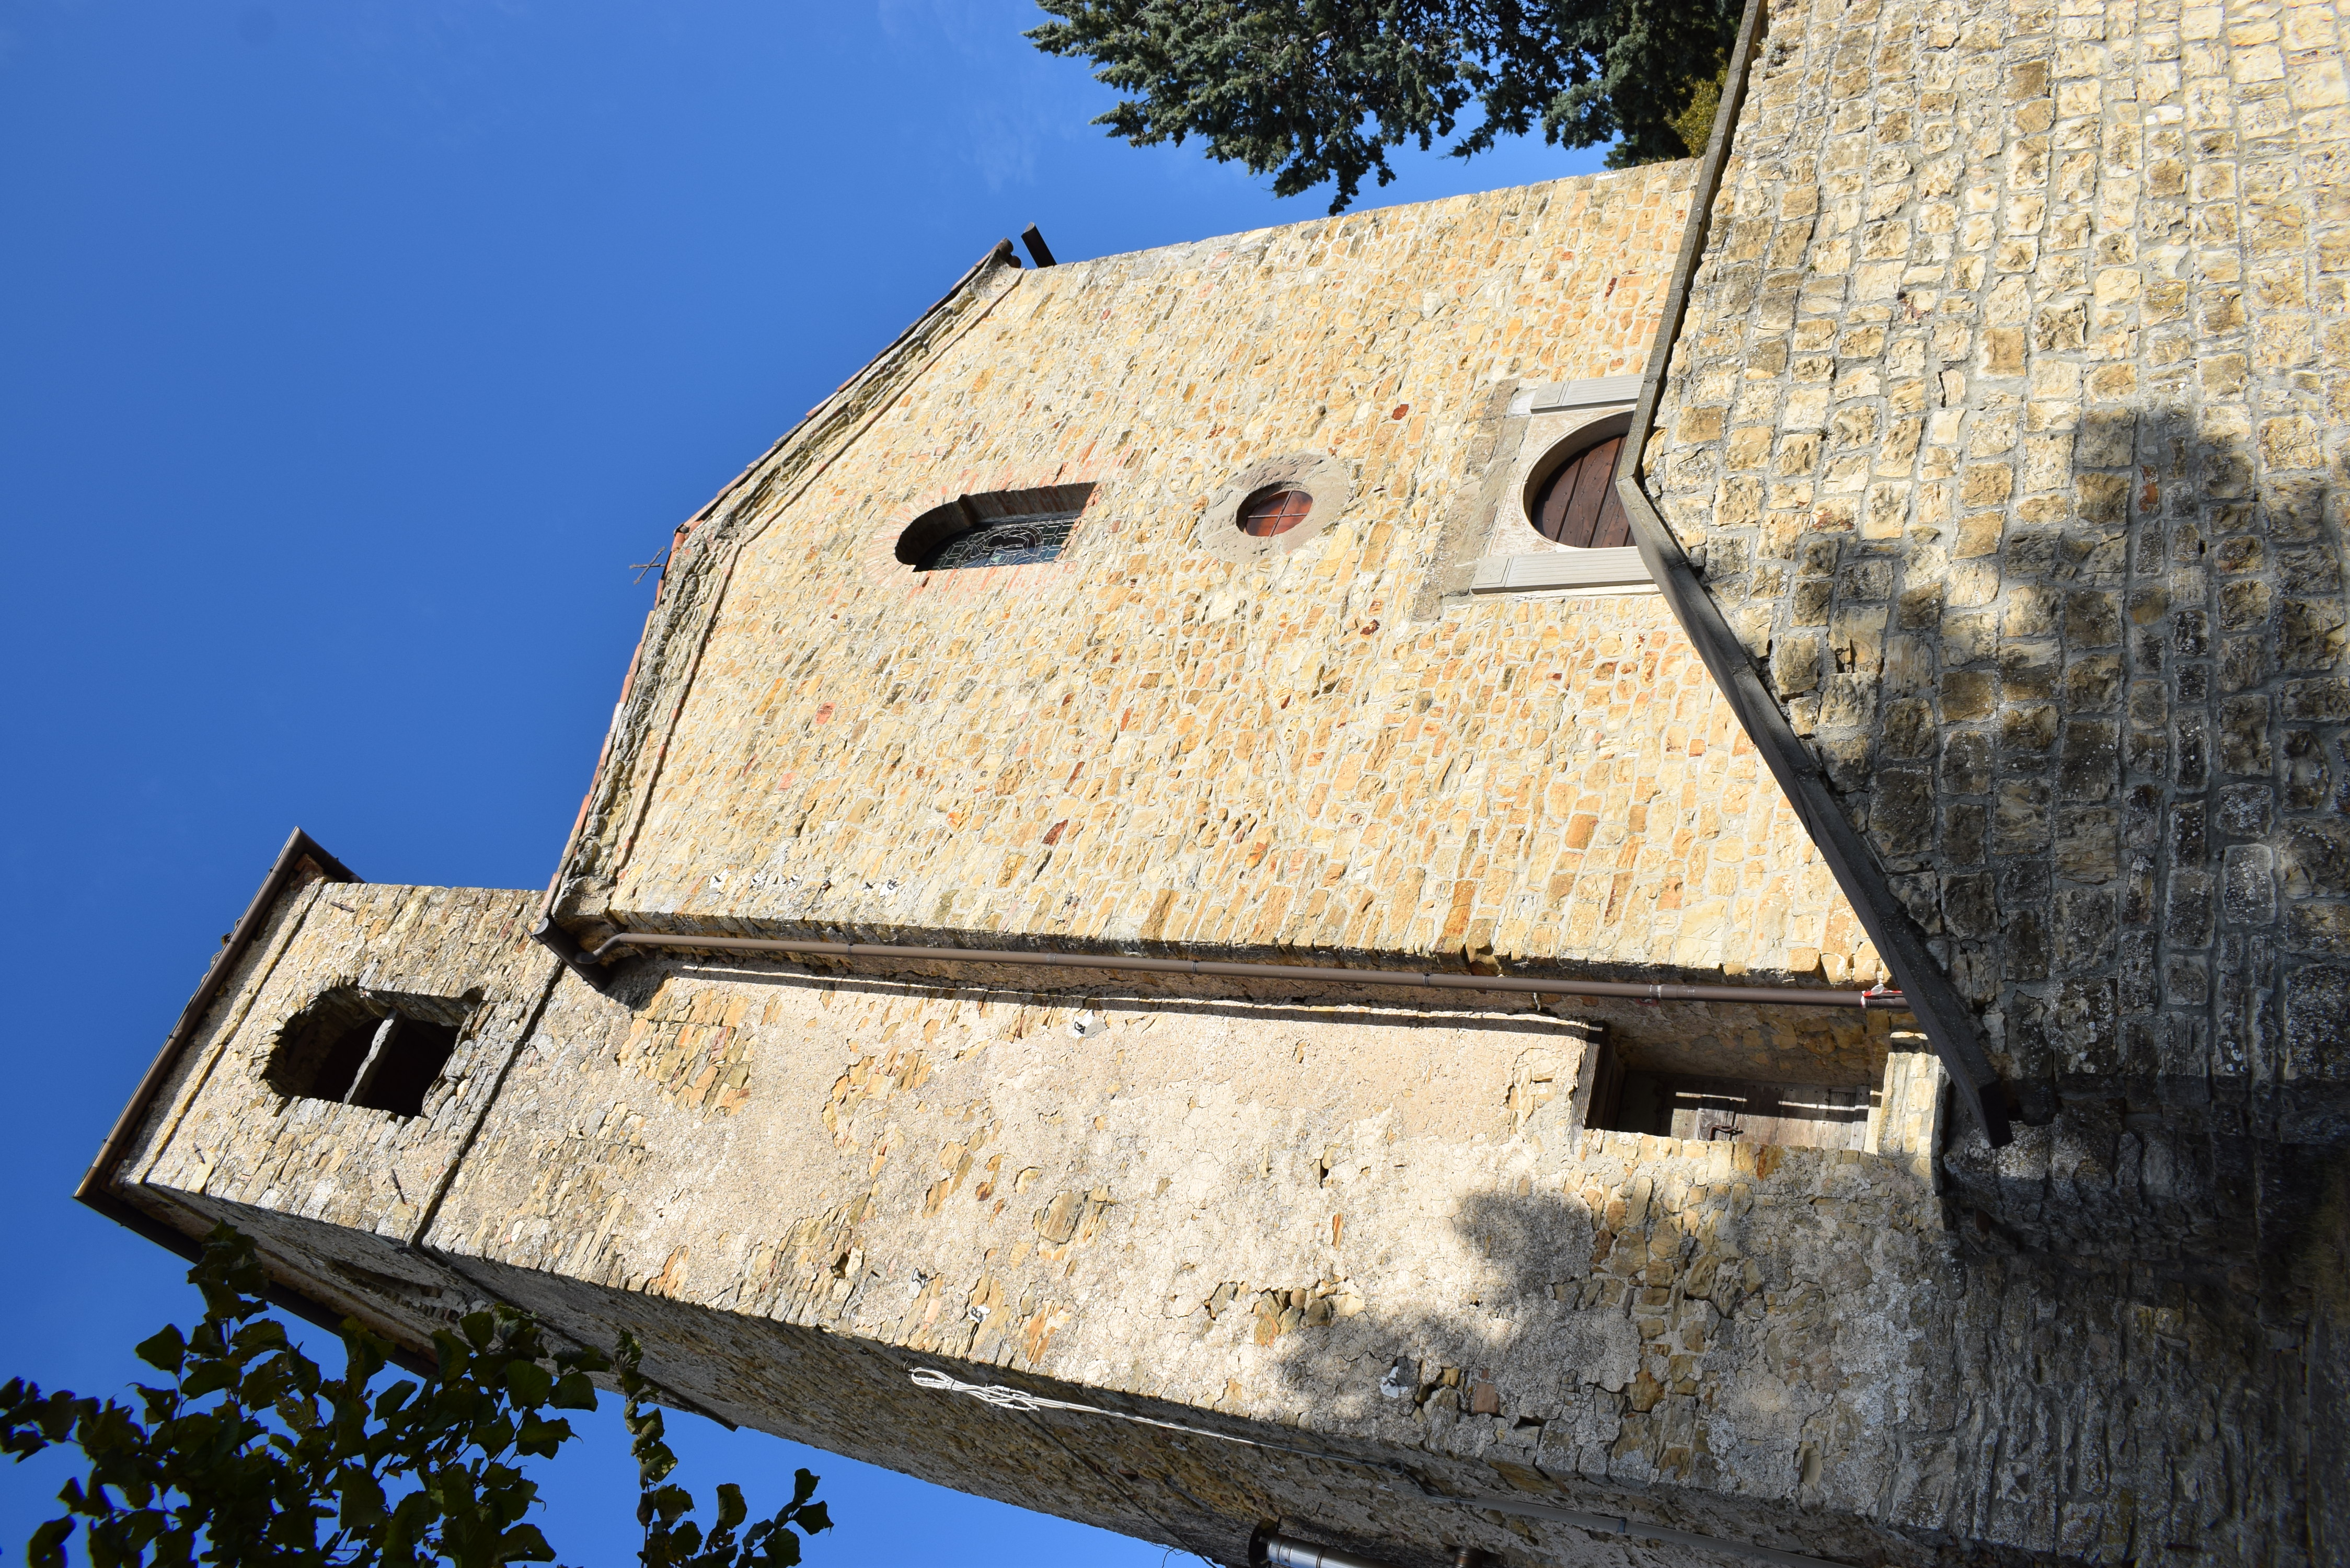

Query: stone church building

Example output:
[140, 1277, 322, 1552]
[84, 0, 2347, 1561]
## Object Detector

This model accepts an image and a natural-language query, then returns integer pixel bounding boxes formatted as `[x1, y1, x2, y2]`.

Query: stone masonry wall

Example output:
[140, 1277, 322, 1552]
[97, 49, 2350, 1558]
[552, 168, 1905, 1011]
[123, 881, 557, 1249]
[113, 882, 2331, 1562]
[1644, 0, 2350, 1121]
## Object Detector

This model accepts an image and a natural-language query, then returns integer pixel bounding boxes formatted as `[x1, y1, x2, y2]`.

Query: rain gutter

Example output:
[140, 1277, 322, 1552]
[577, 930, 1909, 1012]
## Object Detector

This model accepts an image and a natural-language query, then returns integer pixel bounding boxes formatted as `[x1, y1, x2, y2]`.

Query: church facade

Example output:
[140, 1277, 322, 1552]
[86, 0, 2347, 1562]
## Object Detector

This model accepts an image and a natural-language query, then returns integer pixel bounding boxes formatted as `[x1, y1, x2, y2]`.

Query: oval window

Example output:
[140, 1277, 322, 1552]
[1239, 488, 1313, 538]
[1529, 435, 1630, 548]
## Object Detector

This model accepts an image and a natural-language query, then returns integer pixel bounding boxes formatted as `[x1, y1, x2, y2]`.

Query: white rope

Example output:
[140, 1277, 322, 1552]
[908, 1368, 1099, 1416]
[909, 1368, 1319, 1453]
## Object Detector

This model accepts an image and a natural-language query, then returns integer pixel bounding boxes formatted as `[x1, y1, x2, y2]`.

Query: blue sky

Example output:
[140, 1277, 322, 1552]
[0, 2, 1607, 1560]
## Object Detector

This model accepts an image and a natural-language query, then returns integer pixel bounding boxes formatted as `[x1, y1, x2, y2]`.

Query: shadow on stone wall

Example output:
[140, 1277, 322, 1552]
[1766, 404, 2347, 1105]
[1942, 1075, 2350, 1274]
[1247, 1150, 2343, 1560]
[2306, 1158, 2350, 1565]
[1249, 1174, 1916, 1554]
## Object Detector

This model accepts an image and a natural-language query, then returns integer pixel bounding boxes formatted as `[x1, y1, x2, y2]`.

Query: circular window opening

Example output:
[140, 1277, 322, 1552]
[1239, 488, 1314, 538]
[1528, 433, 1631, 548]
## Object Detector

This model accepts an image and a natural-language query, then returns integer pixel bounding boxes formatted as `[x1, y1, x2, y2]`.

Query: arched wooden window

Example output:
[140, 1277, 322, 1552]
[924, 515, 1070, 571]
[1529, 435, 1630, 548]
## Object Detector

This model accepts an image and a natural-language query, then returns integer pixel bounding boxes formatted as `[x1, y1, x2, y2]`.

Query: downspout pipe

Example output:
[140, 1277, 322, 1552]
[582, 930, 1909, 1012]
[532, 915, 612, 991]
[1255, 1534, 1491, 1568]
[1253, 1535, 1416, 1568]
[1611, 0, 2012, 1145]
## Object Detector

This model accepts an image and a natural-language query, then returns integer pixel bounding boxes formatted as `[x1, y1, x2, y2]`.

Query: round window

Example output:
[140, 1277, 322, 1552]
[1194, 453, 1349, 563]
[1529, 434, 1630, 548]
[1239, 488, 1314, 538]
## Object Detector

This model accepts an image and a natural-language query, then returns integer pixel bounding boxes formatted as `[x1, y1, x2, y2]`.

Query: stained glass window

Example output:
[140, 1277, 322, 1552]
[919, 513, 1079, 571]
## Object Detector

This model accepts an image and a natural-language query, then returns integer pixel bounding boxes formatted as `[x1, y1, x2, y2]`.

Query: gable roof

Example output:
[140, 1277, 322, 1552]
[535, 240, 1028, 949]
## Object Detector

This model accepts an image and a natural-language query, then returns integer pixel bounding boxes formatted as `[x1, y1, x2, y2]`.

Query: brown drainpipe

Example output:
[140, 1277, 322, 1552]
[1253, 1532, 1406, 1568]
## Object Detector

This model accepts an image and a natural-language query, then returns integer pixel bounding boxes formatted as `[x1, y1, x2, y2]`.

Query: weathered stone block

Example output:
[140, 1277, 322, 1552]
[2055, 806, 2120, 883]
[2280, 596, 2347, 671]
[2064, 589, 2124, 647]
[2218, 694, 2275, 775]
[2288, 902, 2350, 956]
[1943, 668, 1999, 719]
[2283, 963, 2350, 1078]
[1883, 697, 1937, 756]
[2057, 719, 2121, 799]
[2222, 844, 2279, 926]
[2282, 822, 2350, 899]
[1994, 779, 2053, 856]
[2280, 677, 2350, 721]
[2054, 887, 2117, 971]
[2168, 870, 2217, 948]
[2000, 701, 2058, 753]
[1871, 767, 1937, 858]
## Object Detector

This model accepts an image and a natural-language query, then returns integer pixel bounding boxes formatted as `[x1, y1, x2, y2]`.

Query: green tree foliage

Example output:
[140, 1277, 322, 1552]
[2, 1226, 831, 1568]
[1668, 62, 1727, 160]
[1028, 0, 1739, 212]
[616, 1333, 827, 1568]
